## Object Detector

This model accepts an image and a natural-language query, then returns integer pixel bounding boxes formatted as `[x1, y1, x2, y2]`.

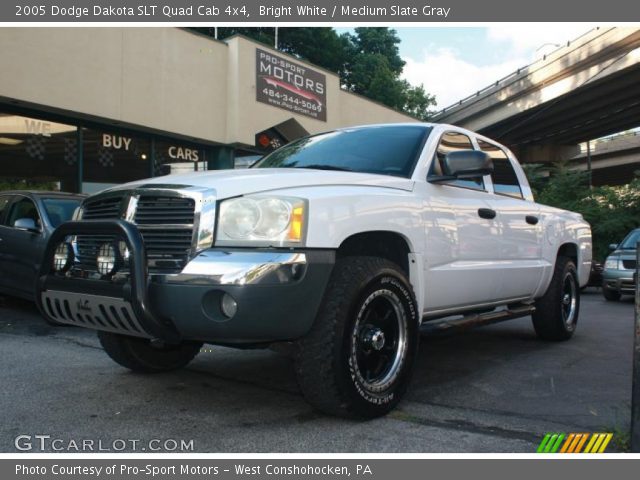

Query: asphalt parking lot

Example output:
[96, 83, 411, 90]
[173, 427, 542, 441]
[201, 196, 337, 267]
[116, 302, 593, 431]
[0, 290, 635, 453]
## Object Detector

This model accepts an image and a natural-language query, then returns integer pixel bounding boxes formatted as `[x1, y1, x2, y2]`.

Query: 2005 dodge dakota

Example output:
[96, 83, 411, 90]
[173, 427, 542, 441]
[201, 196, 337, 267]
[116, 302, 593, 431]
[36, 123, 592, 418]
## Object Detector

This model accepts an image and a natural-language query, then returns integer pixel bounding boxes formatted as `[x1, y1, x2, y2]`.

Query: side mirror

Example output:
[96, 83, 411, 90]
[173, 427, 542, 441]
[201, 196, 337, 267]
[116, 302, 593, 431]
[429, 150, 493, 183]
[14, 218, 39, 233]
[609, 243, 619, 251]
[443, 150, 493, 178]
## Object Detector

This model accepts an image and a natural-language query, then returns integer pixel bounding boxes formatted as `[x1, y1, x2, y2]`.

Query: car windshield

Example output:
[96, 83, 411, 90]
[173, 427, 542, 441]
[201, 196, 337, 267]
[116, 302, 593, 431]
[42, 198, 82, 227]
[252, 125, 431, 178]
[620, 230, 640, 250]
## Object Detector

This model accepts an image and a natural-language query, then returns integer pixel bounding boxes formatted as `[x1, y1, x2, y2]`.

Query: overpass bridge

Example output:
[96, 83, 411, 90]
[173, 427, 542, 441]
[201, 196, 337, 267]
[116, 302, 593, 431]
[432, 27, 640, 181]
[570, 131, 640, 185]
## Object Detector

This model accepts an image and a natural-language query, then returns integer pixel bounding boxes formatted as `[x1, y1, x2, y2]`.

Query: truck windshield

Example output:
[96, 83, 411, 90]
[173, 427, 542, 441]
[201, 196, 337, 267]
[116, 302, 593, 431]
[42, 198, 82, 227]
[620, 230, 640, 250]
[253, 125, 431, 178]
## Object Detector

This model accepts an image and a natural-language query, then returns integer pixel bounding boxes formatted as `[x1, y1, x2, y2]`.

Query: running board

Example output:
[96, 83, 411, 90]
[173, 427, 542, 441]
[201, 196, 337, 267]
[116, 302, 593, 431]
[420, 304, 535, 335]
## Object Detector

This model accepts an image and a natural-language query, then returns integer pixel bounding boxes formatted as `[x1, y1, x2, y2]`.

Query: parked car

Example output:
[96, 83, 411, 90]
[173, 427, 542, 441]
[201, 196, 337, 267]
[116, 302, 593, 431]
[0, 191, 85, 300]
[35, 124, 592, 418]
[602, 228, 640, 301]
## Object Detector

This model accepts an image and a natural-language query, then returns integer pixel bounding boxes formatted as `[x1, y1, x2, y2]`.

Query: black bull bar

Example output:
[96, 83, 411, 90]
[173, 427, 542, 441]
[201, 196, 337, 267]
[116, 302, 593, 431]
[35, 219, 182, 343]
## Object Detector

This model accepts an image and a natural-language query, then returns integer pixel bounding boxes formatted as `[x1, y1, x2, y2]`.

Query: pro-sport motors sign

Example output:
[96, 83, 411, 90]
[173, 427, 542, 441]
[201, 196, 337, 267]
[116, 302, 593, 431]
[256, 48, 327, 121]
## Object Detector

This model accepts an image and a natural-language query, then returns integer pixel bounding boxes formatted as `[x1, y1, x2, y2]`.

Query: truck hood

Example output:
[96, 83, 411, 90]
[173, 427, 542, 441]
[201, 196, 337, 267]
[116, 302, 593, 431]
[104, 168, 414, 199]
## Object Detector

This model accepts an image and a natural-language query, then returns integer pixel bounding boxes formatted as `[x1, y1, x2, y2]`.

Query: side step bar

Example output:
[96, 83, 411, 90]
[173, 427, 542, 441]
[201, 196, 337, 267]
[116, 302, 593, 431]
[420, 304, 536, 335]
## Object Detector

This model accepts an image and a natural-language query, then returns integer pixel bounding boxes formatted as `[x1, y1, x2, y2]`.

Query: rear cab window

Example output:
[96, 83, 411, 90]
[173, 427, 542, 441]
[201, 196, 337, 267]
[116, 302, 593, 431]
[478, 140, 524, 200]
[429, 131, 485, 191]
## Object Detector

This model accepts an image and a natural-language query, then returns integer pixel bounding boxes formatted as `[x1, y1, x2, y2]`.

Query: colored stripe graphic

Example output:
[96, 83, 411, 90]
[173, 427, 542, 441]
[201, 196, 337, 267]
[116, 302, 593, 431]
[537, 433, 613, 453]
[574, 433, 590, 453]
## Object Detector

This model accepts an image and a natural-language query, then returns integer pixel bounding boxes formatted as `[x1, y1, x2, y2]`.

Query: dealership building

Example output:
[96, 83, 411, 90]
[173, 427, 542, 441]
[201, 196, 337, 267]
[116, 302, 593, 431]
[0, 28, 415, 193]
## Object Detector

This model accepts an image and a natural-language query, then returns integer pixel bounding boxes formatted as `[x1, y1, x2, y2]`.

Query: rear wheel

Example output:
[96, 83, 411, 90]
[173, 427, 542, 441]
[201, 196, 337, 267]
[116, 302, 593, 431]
[602, 287, 621, 302]
[294, 256, 419, 419]
[532, 256, 580, 341]
[98, 331, 202, 373]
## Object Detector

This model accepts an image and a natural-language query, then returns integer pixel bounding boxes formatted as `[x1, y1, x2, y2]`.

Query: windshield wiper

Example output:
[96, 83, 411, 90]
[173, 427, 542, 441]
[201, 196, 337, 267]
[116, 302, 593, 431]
[297, 164, 353, 172]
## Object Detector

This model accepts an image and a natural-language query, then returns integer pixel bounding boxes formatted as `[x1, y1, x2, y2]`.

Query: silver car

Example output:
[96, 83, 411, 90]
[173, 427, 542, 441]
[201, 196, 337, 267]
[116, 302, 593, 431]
[602, 228, 640, 301]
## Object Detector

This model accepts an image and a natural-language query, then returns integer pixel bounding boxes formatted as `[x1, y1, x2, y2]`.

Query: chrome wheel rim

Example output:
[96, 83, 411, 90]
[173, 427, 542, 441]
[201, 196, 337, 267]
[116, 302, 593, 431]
[561, 272, 577, 328]
[350, 289, 408, 393]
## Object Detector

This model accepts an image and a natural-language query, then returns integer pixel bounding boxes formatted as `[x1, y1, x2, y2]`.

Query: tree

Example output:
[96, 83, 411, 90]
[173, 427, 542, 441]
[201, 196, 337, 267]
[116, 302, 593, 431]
[190, 27, 350, 75]
[190, 27, 437, 120]
[524, 162, 640, 261]
[341, 28, 436, 120]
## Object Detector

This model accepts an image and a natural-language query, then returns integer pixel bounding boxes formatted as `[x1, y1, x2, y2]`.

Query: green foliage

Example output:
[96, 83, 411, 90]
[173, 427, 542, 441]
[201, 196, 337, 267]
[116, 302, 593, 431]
[190, 27, 437, 120]
[341, 28, 436, 120]
[0, 179, 56, 192]
[525, 163, 640, 260]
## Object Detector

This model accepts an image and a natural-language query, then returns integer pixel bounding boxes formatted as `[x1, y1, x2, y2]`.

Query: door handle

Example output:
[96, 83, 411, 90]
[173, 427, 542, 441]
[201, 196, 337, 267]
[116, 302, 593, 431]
[526, 215, 539, 225]
[478, 208, 497, 220]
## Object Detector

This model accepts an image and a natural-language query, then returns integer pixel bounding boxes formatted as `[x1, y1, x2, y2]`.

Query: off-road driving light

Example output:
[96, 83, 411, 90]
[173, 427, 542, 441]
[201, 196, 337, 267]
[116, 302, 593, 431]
[118, 240, 131, 263]
[221, 293, 238, 318]
[97, 243, 118, 276]
[52, 242, 73, 272]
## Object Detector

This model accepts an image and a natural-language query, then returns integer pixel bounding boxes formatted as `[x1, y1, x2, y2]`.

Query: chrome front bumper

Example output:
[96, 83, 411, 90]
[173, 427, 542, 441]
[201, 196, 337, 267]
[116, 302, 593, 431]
[164, 250, 309, 286]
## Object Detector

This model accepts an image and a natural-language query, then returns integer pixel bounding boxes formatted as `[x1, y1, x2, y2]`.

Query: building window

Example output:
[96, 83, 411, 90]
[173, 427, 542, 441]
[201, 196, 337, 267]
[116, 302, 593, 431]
[82, 129, 150, 194]
[0, 113, 78, 192]
[153, 141, 206, 176]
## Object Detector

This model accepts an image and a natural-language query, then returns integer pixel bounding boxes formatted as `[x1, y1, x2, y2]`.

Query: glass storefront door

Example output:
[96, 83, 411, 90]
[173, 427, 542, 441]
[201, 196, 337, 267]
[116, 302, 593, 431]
[0, 113, 78, 192]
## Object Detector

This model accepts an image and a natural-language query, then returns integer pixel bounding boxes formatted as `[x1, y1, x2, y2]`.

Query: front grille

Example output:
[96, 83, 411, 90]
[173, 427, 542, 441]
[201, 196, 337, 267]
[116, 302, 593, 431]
[76, 192, 197, 273]
[135, 196, 195, 225]
[82, 196, 123, 219]
[623, 259, 637, 270]
[138, 228, 194, 270]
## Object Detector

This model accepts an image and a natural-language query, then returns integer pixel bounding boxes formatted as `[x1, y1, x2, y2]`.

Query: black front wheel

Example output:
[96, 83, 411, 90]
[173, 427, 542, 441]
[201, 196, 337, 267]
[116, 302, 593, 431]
[294, 256, 419, 418]
[98, 331, 202, 373]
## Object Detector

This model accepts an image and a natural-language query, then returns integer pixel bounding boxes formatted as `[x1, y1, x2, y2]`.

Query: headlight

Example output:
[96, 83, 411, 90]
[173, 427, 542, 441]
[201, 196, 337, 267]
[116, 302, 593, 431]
[216, 196, 307, 247]
[604, 257, 620, 270]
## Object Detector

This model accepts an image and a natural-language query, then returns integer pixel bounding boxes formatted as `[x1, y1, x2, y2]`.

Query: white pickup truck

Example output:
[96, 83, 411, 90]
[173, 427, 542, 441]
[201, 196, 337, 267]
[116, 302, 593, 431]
[36, 123, 592, 418]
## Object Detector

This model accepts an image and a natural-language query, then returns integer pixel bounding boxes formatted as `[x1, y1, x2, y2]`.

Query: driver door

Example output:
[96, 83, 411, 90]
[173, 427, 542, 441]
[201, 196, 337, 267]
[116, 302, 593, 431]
[420, 131, 502, 313]
[0, 194, 14, 291]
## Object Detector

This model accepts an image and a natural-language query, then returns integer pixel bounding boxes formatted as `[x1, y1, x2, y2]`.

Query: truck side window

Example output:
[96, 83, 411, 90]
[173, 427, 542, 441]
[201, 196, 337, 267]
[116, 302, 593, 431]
[478, 140, 523, 199]
[430, 131, 484, 191]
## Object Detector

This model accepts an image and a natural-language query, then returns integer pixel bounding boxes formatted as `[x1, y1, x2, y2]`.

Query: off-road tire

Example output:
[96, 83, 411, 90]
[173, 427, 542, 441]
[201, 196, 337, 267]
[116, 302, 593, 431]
[602, 287, 621, 302]
[532, 256, 580, 341]
[294, 256, 419, 419]
[98, 331, 202, 373]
